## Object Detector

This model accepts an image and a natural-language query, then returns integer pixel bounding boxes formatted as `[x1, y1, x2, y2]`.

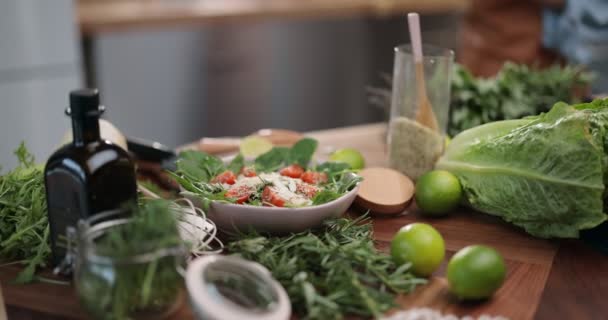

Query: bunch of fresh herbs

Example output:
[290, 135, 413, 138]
[449, 63, 593, 135]
[227, 216, 426, 319]
[76, 199, 186, 319]
[0, 143, 50, 283]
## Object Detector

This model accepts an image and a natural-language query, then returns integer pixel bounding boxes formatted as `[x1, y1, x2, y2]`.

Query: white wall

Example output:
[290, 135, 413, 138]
[0, 0, 81, 169]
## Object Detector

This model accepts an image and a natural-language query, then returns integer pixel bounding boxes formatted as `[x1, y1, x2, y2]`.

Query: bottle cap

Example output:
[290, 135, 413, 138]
[66, 88, 105, 117]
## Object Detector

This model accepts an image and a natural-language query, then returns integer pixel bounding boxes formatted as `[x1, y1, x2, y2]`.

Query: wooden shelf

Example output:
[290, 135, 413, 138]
[77, 0, 470, 35]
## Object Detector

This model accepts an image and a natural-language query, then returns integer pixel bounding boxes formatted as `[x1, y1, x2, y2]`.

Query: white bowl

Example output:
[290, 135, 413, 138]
[182, 177, 360, 234]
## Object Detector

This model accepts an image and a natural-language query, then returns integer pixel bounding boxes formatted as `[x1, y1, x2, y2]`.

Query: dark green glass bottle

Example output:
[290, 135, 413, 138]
[44, 89, 137, 266]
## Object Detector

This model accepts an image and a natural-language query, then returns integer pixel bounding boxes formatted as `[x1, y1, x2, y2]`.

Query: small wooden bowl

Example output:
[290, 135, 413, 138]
[355, 167, 415, 215]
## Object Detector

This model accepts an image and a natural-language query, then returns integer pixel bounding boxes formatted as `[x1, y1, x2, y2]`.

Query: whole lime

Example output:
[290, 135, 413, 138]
[447, 245, 506, 300]
[390, 223, 445, 277]
[415, 170, 462, 216]
[328, 148, 365, 170]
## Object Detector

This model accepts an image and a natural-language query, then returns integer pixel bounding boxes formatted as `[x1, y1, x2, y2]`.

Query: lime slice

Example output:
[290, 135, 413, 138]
[240, 136, 273, 157]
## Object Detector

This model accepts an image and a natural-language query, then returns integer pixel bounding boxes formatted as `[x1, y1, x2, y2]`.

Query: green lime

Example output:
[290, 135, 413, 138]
[445, 136, 451, 148]
[240, 136, 273, 158]
[328, 148, 365, 170]
[390, 223, 445, 277]
[447, 245, 506, 300]
[415, 170, 462, 216]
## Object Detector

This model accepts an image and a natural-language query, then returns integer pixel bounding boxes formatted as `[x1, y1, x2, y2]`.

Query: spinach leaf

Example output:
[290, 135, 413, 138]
[255, 147, 289, 172]
[175, 151, 225, 182]
[227, 153, 244, 173]
[288, 138, 318, 168]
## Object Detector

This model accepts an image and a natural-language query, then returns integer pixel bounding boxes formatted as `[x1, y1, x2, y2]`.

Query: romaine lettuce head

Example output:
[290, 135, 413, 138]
[437, 99, 608, 238]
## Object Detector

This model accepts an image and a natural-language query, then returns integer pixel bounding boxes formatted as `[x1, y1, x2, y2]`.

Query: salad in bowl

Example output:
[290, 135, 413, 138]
[169, 138, 362, 233]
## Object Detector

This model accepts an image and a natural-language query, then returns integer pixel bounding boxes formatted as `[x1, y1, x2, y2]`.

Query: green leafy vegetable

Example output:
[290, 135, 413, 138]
[254, 147, 290, 172]
[175, 150, 225, 182]
[315, 162, 351, 178]
[254, 138, 318, 172]
[0, 143, 50, 283]
[288, 138, 318, 168]
[76, 200, 185, 319]
[228, 216, 426, 319]
[449, 63, 594, 135]
[312, 173, 362, 205]
[436, 99, 608, 238]
[227, 153, 245, 174]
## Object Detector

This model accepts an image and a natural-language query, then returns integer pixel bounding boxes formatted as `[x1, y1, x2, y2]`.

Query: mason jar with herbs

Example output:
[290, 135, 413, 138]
[73, 201, 186, 320]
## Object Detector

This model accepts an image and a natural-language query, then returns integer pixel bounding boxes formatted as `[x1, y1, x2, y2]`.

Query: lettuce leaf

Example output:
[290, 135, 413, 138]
[436, 99, 608, 238]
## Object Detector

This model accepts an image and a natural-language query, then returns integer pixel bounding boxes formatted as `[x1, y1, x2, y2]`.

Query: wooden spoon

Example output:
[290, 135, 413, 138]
[408, 13, 439, 132]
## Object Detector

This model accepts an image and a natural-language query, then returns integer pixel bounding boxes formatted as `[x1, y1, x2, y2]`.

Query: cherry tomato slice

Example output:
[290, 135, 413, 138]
[225, 185, 253, 204]
[240, 166, 257, 177]
[279, 164, 304, 179]
[211, 170, 237, 185]
[301, 171, 328, 185]
[262, 186, 286, 207]
[296, 183, 320, 198]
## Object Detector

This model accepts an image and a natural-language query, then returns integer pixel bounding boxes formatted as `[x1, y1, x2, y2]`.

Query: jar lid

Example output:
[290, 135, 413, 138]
[185, 255, 291, 320]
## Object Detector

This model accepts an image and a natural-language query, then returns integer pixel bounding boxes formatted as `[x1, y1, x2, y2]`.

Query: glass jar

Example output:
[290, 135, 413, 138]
[73, 210, 186, 320]
[388, 44, 454, 180]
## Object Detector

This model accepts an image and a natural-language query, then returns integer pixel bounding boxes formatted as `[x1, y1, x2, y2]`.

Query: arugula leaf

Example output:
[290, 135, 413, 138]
[312, 165, 362, 205]
[175, 151, 225, 182]
[227, 153, 245, 174]
[255, 147, 289, 172]
[315, 162, 351, 179]
[288, 138, 318, 168]
[311, 189, 342, 205]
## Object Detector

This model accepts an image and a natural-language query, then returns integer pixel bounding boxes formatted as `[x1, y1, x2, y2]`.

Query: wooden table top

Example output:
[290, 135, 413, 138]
[2, 123, 607, 319]
[77, 0, 470, 35]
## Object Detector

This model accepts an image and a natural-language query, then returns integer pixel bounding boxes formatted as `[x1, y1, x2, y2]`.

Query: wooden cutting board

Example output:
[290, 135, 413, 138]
[371, 206, 557, 319]
[1, 124, 560, 319]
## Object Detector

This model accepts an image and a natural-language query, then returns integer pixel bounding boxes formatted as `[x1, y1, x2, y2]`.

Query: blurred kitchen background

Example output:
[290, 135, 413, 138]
[0, 0, 465, 168]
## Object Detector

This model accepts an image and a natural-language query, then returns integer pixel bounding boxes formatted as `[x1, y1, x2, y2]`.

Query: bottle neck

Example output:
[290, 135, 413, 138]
[72, 116, 101, 146]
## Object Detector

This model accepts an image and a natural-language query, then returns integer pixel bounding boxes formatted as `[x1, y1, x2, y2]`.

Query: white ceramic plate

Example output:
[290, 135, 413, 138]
[182, 174, 361, 234]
